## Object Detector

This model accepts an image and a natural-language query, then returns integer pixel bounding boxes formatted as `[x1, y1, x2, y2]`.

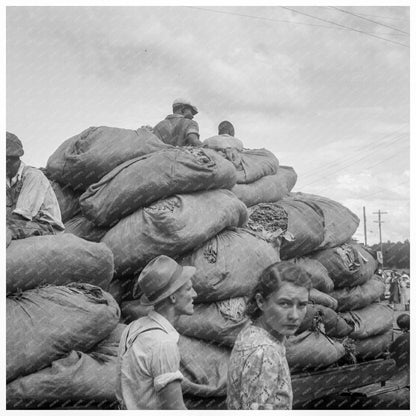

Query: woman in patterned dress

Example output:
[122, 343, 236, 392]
[227, 262, 312, 410]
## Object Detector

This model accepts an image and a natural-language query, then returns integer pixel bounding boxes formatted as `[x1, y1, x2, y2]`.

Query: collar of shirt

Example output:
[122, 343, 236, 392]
[166, 114, 184, 120]
[235, 324, 286, 352]
[6, 161, 25, 188]
[147, 310, 180, 342]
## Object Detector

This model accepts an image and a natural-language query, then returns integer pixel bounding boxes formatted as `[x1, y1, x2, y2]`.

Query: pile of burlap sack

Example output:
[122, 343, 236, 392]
[6, 125, 393, 408]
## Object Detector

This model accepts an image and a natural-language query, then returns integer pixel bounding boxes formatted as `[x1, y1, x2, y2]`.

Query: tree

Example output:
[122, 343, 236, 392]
[370, 240, 410, 269]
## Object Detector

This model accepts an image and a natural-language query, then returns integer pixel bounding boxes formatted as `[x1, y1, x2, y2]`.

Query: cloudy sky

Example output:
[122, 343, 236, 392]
[6, 4, 411, 245]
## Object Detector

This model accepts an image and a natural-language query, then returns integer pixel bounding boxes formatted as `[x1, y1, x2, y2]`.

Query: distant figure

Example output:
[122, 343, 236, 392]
[389, 272, 401, 308]
[153, 99, 202, 147]
[6, 132, 64, 241]
[399, 273, 410, 310]
[203, 120, 244, 151]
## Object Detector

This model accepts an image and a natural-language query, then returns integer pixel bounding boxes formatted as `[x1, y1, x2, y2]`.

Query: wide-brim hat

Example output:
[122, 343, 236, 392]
[172, 98, 198, 115]
[135, 255, 196, 306]
[6, 132, 24, 157]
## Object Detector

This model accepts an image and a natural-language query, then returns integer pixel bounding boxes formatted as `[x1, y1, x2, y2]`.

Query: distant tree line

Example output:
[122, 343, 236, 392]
[369, 240, 410, 269]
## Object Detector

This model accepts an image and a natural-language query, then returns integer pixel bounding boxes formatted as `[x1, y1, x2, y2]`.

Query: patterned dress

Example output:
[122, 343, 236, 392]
[227, 324, 292, 410]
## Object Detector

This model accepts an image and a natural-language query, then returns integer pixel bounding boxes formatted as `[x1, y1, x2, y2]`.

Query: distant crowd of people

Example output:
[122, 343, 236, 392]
[382, 270, 410, 311]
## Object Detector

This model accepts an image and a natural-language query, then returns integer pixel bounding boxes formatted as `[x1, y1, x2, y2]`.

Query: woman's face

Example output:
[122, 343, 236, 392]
[256, 281, 309, 338]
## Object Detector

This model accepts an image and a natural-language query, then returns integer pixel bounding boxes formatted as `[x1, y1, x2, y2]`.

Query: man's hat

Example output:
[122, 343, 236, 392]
[6, 132, 24, 157]
[136, 255, 196, 306]
[172, 98, 198, 115]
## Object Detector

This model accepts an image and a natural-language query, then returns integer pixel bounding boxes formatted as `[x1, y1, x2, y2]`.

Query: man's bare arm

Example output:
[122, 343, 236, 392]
[158, 380, 187, 410]
[187, 133, 203, 147]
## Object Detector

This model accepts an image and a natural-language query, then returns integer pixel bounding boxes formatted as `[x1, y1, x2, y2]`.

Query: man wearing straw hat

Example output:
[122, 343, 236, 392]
[117, 255, 197, 410]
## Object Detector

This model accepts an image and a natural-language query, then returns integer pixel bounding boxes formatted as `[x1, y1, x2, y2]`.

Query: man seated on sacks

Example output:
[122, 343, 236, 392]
[117, 255, 197, 410]
[6, 132, 64, 242]
[203, 120, 244, 150]
[153, 98, 203, 147]
[203, 120, 243, 168]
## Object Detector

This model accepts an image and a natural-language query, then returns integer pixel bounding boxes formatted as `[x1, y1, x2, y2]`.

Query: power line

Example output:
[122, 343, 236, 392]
[298, 146, 408, 190]
[299, 127, 408, 178]
[329, 7, 409, 35]
[298, 179, 409, 206]
[185, 6, 340, 29]
[280, 6, 409, 48]
[298, 137, 407, 186]
[353, 12, 409, 22]
[300, 130, 407, 178]
[358, 180, 408, 199]
[186, 6, 410, 40]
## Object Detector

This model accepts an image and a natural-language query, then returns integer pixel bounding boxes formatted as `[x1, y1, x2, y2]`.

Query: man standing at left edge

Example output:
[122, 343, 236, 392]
[6, 132, 64, 244]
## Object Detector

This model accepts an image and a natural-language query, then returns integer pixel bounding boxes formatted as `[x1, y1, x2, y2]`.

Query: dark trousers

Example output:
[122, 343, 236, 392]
[7, 215, 56, 241]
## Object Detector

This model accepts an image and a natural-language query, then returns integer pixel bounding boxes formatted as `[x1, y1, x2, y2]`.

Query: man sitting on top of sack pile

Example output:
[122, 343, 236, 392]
[153, 98, 202, 147]
[6, 132, 64, 242]
[203, 120, 244, 168]
[204, 120, 244, 150]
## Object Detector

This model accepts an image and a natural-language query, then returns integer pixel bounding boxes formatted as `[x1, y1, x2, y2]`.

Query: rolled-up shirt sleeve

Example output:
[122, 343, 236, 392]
[185, 119, 199, 137]
[152, 340, 183, 392]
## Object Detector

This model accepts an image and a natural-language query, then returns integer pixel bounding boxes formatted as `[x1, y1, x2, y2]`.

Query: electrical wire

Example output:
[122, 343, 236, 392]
[299, 126, 408, 178]
[329, 7, 409, 35]
[280, 6, 409, 48]
[348, 179, 409, 200]
[352, 12, 409, 22]
[186, 6, 410, 41]
[297, 141, 409, 190]
[185, 6, 340, 29]
[299, 133, 408, 180]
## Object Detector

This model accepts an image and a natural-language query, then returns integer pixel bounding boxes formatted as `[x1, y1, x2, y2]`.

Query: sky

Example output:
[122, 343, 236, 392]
[5, 3, 412, 246]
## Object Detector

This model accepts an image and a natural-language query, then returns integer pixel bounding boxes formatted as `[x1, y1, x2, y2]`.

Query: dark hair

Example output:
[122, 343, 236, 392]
[245, 262, 312, 320]
[218, 120, 235, 136]
[397, 313, 410, 331]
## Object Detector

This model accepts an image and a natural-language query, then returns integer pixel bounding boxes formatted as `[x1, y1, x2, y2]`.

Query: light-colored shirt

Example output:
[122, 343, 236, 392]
[203, 134, 244, 151]
[153, 114, 200, 146]
[227, 324, 293, 410]
[116, 310, 184, 410]
[6, 162, 64, 230]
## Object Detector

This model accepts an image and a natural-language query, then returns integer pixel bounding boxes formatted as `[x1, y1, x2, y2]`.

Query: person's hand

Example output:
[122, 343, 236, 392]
[140, 125, 154, 132]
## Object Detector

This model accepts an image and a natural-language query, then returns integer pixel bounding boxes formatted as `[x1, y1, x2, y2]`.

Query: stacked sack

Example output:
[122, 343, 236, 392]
[7, 126, 253, 408]
[6, 125, 174, 408]
[8, 125, 394, 408]
[121, 190, 381, 399]
[320, 246, 393, 361]
[6, 235, 121, 408]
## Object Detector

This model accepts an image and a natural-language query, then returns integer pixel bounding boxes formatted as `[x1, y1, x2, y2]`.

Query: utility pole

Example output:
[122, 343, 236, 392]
[363, 207, 367, 246]
[373, 210, 388, 269]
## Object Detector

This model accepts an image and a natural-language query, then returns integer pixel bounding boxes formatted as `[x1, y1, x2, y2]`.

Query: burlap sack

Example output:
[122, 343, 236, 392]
[46, 126, 170, 190]
[7, 283, 120, 382]
[179, 228, 279, 302]
[102, 190, 248, 278]
[287, 257, 334, 293]
[80, 147, 237, 227]
[341, 303, 394, 339]
[64, 215, 109, 242]
[231, 166, 297, 207]
[6, 324, 126, 408]
[310, 244, 377, 289]
[330, 276, 385, 312]
[6, 234, 114, 294]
